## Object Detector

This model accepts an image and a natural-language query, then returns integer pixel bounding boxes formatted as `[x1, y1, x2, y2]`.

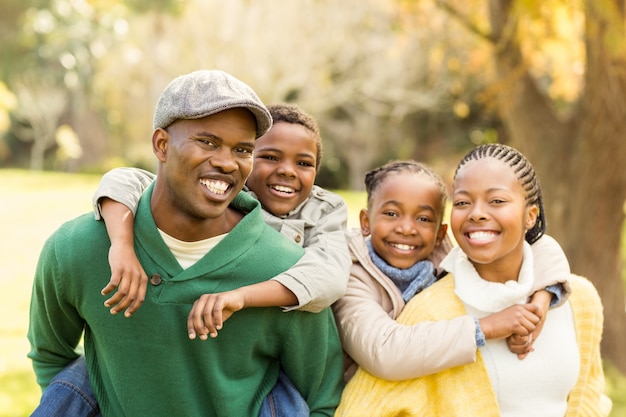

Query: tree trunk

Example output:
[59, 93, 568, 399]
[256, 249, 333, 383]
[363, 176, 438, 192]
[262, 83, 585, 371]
[488, 0, 626, 373]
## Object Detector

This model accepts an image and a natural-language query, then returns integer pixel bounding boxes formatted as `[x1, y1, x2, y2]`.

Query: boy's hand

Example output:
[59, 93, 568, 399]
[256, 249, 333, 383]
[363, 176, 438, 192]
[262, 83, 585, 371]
[187, 290, 246, 340]
[507, 290, 551, 359]
[101, 242, 148, 317]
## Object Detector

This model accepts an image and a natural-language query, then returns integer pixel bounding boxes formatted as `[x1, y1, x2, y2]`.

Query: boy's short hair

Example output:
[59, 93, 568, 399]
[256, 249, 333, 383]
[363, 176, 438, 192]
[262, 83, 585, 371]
[267, 103, 323, 169]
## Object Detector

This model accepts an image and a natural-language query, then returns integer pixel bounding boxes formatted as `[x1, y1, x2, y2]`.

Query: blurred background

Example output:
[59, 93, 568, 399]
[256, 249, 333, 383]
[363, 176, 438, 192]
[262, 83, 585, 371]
[1, 0, 625, 415]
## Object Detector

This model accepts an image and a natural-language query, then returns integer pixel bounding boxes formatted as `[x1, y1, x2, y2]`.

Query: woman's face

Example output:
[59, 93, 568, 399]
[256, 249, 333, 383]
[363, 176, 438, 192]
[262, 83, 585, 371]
[360, 171, 447, 269]
[450, 157, 538, 282]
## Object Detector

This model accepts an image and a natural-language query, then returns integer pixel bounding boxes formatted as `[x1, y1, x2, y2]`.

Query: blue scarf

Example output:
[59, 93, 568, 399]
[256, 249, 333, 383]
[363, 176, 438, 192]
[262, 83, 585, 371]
[366, 239, 435, 303]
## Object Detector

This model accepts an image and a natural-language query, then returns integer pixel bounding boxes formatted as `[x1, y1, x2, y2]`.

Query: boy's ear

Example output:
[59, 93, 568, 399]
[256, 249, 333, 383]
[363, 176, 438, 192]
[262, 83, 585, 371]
[436, 223, 448, 246]
[153, 128, 169, 162]
[359, 209, 371, 236]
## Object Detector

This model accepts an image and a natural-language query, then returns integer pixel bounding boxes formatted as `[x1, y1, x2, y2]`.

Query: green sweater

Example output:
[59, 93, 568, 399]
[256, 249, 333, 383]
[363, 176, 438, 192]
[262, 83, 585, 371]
[28, 186, 344, 417]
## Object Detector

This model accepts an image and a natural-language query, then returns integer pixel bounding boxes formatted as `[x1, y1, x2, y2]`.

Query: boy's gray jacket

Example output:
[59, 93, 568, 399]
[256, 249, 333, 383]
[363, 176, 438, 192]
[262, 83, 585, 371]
[93, 167, 350, 312]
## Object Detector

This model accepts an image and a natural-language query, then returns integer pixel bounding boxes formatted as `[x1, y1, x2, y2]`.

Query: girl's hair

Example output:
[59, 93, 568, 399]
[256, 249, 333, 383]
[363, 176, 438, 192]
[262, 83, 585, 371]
[267, 103, 323, 170]
[364, 160, 448, 219]
[453, 143, 545, 244]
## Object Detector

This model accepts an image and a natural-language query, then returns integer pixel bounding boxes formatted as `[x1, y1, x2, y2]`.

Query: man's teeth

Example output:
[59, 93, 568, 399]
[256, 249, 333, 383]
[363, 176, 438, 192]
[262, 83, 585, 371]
[468, 231, 497, 241]
[390, 243, 415, 251]
[200, 179, 229, 195]
[271, 185, 295, 194]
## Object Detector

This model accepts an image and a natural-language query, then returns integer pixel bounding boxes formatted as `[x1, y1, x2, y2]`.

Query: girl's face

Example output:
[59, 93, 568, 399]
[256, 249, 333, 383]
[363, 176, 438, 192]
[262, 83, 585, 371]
[450, 158, 538, 282]
[360, 171, 447, 269]
[245, 122, 317, 216]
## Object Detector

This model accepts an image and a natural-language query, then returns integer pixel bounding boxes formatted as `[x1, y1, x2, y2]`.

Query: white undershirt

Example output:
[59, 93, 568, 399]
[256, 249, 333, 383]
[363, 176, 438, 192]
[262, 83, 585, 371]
[441, 243, 580, 417]
[157, 229, 227, 269]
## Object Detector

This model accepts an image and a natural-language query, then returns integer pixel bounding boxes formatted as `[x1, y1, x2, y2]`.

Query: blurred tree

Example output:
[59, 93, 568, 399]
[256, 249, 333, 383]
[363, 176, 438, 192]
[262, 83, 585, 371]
[12, 75, 67, 170]
[431, 0, 626, 372]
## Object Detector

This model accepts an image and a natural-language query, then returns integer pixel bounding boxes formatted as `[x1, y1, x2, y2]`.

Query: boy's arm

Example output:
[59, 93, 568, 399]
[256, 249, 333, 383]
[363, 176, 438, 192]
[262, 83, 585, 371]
[272, 197, 351, 312]
[187, 280, 297, 339]
[93, 167, 155, 220]
[93, 167, 154, 316]
[100, 198, 147, 317]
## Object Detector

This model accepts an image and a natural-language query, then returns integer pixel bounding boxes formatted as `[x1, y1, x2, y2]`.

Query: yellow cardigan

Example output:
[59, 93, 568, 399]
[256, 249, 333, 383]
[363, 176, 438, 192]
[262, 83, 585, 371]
[335, 274, 611, 417]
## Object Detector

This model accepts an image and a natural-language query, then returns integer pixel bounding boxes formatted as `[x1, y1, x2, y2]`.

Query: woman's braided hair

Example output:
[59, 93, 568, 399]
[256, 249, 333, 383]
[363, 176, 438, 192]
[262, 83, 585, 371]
[364, 160, 448, 219]
[453, 144, 545, 244]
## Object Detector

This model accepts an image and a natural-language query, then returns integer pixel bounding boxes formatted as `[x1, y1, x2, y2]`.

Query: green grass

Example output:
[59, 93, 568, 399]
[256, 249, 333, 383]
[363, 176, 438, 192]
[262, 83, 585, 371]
[1, 169, 625, 416]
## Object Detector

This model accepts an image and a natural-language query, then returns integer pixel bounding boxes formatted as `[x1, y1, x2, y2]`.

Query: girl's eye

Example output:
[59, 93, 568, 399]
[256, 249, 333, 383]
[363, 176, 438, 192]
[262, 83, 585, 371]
[259, 155, 278, 161]
[417, 216, 433, 223]
[297, 161, 315, 168]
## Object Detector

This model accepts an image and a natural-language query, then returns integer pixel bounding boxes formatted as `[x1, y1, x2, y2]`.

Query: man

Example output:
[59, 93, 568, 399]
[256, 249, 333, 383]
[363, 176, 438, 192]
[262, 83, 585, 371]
[28, 70, 344, 417]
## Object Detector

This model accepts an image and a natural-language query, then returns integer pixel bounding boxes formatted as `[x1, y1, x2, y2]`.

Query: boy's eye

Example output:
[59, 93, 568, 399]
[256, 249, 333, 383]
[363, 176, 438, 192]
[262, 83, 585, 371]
[382, 211, 399, 218]
[417, 216, 433, 223]
[258, 154, 278, 161]
[297, 161, 315, 168]
[235, 146, 254, 155]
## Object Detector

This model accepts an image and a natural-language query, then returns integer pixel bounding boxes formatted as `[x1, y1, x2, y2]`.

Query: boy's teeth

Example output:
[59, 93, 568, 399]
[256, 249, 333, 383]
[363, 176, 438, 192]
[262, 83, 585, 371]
[272, 185, 294, 193]
[200, 179, 229, 195]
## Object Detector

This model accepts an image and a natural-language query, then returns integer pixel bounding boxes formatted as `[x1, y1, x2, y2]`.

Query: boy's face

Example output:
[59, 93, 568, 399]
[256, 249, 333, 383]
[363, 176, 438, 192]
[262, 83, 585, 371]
[360, 171, 447, 269]
[246, 122, 317, 216]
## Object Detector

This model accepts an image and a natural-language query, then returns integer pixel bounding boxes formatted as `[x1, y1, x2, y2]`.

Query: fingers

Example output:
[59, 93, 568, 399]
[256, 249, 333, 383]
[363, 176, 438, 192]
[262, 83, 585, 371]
[187, 295, 223, 341]
[102, 269, 148, 317]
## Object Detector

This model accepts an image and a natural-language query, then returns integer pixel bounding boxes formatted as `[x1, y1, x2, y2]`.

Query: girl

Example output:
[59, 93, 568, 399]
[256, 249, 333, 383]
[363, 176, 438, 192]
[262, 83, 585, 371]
[334, 146, 610, 416]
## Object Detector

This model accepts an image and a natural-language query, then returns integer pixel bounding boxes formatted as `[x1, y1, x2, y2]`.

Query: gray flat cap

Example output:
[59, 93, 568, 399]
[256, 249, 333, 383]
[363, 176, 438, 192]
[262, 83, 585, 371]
[153, 70, 272, 138]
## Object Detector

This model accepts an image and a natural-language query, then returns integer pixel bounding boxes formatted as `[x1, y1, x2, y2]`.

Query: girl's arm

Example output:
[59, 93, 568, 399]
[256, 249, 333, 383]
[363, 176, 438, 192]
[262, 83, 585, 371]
[507, 234, 573, 357]
[332, 265, 477, 381]
[334, 263, 540, 381]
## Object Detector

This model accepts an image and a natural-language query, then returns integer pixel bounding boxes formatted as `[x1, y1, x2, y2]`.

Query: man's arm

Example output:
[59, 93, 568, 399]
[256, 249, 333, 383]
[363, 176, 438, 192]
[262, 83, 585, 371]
[27, 234, 84, 390]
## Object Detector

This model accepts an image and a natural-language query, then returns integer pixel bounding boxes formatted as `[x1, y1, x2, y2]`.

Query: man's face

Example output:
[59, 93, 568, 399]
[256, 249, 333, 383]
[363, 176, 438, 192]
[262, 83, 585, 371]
[152, 108, 256, 239]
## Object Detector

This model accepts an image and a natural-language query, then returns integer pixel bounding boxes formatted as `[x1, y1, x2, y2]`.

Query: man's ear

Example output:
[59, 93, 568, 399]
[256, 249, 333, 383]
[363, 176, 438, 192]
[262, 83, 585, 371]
[359, 208, 371, 236]
[153, 128, 169, 162]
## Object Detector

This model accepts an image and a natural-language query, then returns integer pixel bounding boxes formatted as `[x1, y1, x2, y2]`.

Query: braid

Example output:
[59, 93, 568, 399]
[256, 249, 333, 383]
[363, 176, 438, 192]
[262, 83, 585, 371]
[454, 144, 545, 244]
[365, 160, 448, 219]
